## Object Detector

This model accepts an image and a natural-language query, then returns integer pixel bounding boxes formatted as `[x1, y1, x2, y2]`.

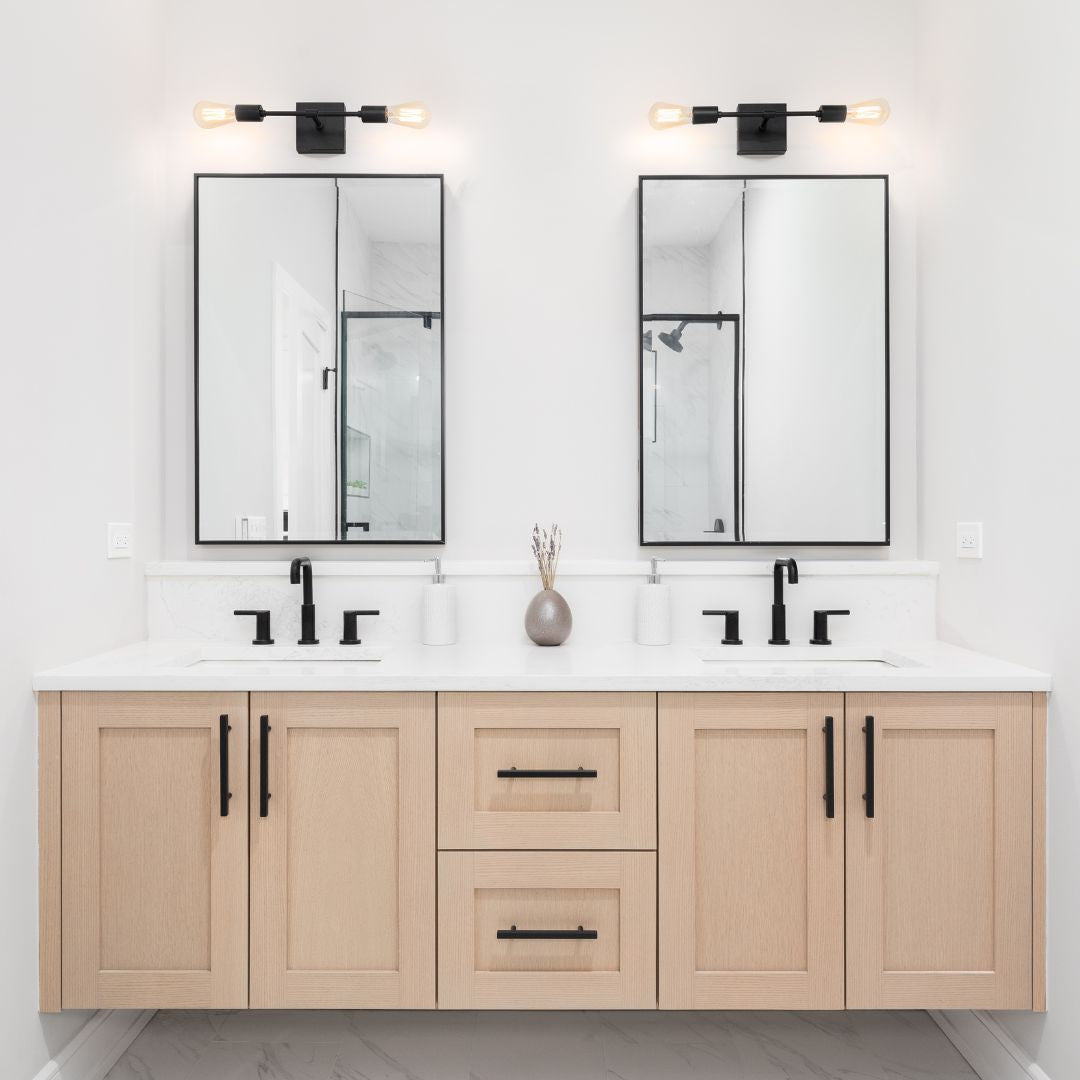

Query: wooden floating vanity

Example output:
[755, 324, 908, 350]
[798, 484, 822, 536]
[38, 689, 1046, 1013]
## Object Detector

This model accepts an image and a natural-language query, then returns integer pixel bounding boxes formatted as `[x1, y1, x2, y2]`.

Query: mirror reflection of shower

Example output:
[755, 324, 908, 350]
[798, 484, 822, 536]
[641, 311, 743, 539]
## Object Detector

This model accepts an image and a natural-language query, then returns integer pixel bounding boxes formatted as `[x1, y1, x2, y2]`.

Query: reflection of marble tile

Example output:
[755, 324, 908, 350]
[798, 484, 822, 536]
[187, 1043, 338, 1080]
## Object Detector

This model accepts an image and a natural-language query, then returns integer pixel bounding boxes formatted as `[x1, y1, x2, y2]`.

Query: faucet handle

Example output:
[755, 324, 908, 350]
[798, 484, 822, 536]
[234, 609, 274, 645]
[341, 609, 380, 646]
[703, 609, 742, 646]
[810, 609, 850, 646]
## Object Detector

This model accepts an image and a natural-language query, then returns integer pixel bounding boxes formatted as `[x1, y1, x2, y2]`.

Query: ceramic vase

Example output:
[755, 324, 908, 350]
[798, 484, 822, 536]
[525, 588, 572, 646]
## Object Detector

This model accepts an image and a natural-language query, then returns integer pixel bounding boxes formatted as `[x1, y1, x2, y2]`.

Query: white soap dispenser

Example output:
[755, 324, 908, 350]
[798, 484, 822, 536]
[635, 558, 671, 646]
[421, 556, 457, 646]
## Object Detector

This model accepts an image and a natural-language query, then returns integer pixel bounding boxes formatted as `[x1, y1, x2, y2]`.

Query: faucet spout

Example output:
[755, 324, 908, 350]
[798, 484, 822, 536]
[289, 557, 318, 644]
[769, 558, 799, 645]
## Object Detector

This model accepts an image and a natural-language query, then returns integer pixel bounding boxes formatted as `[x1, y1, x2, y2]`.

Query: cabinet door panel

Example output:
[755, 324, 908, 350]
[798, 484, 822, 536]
[61, 692, 249, 1009]
[659, 692, 844, 1009]
[846, 692, 1033, 1009]
[250, 692, 435, 1008]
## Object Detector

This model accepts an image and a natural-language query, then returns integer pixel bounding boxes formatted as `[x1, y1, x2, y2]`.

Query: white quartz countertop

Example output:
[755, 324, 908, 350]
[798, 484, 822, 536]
[33, 639, 1051, 693]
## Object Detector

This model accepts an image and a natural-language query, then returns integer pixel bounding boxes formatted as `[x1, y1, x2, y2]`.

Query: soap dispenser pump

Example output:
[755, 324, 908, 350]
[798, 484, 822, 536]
[635, 558, 671, 646]
[421, 556, 457, 646]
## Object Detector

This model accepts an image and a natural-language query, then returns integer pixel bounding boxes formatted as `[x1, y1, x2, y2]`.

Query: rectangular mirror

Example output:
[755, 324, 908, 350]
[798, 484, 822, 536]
[196, 174, 444, 543]
[639, 175, 888, 545]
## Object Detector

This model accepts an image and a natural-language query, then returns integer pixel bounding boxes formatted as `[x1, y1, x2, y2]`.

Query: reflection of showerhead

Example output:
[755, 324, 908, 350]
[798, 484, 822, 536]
[659, 320, 688, 353]
[642, 329, 653, 350]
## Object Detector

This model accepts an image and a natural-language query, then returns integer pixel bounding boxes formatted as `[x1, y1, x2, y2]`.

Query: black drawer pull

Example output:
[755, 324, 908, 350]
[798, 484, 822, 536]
[822, 715, 835, 819]
[219, 714, 232, 817]
[497, 925, 598, 940]
[863, 715, 875, 818]
[259, 714, 271, 817]
[496, 766, 598, 779]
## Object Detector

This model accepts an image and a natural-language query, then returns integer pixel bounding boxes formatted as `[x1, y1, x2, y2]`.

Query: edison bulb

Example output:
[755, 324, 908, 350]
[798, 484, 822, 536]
[649, 102, 692, 130]
[193, 101, 236, 129]
[846, 98, 890, 125]
[387, 101, 431, 128]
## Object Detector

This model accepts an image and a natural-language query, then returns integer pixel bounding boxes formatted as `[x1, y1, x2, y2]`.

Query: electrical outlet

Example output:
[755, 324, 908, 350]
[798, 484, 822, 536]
[956, 522, 983, 559]
[107, 522, 133, 559]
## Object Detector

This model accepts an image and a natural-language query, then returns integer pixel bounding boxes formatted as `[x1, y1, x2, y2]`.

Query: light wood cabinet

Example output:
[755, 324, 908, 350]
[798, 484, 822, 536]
[249, 692, 436, 1008]
[438, 851, 656, 1008]
[438, 692, 656, 849]
[61, 692, 249, 1009]
[41, 687, 1045, 1014]
[845, 693, 1034, 1009]
[659, 692, 845, 1009]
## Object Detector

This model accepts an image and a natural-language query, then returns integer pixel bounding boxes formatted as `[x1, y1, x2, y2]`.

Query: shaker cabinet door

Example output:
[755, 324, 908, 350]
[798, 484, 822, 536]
[249, 692, 436, 1008]
[61, 692, 249, 1009]
[659, 692, 845, 1009]
[845, 693, 1033, 1009]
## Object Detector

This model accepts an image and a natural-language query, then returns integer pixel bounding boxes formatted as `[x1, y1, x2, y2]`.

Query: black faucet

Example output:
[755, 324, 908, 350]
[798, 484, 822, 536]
[290, 557, 319, 645]
[769, 558, 799, 645]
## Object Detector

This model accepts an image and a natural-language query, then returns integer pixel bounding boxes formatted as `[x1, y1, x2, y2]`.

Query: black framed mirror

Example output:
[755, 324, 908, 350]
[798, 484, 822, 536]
[639, 175, 889, 546]
[195, 173, 444, 544]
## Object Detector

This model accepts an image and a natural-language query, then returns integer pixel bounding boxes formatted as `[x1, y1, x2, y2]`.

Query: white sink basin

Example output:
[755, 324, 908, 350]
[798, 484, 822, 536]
[165, 645, 383, 670]
[694, 645, 920, 675]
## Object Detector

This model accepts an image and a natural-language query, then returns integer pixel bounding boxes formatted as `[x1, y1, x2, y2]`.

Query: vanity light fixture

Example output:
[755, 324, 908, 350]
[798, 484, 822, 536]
[648, 99, 889, 155]
[192, 100, 430, 154]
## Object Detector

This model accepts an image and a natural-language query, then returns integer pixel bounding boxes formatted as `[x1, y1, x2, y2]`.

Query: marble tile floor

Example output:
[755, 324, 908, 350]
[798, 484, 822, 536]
[104, 1009, 978, 1080]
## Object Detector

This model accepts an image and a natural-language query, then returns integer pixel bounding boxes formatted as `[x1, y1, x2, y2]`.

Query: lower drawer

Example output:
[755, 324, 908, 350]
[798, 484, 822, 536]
[438, 851, 656, 1009]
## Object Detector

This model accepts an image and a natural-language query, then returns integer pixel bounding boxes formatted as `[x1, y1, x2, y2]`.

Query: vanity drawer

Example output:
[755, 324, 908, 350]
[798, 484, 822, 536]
[437, 692, 656, 849]
[438, 851, 656, 1009]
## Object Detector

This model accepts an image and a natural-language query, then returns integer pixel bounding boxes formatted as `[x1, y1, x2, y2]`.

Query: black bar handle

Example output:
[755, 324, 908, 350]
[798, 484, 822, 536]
[497, 925, 598, 940]
[219, 714, 232, 817]
[823, 715, 835, 819]
[497, 766, 598, 779]
[259, 714, 271, 817]
[863, 715, 875, 818]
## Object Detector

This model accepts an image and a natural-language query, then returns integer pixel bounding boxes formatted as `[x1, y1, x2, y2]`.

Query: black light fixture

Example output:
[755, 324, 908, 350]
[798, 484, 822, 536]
[193, 100, 430, 154]
[648, 98, 889, 155]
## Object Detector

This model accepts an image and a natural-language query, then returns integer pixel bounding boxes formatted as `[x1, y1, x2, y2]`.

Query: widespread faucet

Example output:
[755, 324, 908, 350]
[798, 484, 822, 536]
[290, 557, 319, 645]
[769, 558, 799, 645]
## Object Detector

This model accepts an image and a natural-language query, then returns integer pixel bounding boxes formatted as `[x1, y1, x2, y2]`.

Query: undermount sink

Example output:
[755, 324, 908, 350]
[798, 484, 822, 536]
[694, 645, 920, 674]
[166, 645, 383, 669]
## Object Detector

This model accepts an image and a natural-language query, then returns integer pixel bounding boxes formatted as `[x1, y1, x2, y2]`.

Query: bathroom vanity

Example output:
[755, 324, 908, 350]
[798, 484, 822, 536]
[36, 643, 1048, 1016]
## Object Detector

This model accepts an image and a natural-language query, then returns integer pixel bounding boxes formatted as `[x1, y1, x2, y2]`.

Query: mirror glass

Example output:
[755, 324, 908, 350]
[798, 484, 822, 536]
[640, 176, 888, 545]
[196, 174, 443, 543]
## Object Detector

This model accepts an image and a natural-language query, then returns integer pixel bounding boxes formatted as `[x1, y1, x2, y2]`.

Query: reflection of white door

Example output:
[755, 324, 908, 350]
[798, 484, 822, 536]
[271, 264, 334, 539]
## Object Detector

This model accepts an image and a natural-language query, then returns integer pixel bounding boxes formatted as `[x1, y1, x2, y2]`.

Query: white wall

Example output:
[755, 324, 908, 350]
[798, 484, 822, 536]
[915, 1, 1080, 1074]
[0, 2, 165, 1077]
[161, 0, 918, 561]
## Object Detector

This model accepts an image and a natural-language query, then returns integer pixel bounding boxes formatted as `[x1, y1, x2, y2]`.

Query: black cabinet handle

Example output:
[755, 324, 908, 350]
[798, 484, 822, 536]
[862, 715, 875, 818]
[497, 925, 598, 940]
[259, 715, 271, 817]
[496, 766, 598, 779]
[219, 714, 232, 817]
[823, 715, 835, 819]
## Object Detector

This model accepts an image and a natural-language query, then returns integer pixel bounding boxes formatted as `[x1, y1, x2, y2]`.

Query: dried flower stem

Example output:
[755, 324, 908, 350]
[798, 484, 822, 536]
[531, 523, 562, 590]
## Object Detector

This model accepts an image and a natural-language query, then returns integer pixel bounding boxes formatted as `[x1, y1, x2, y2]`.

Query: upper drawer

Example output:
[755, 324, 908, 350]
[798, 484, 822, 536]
[438, 692, 656, 849]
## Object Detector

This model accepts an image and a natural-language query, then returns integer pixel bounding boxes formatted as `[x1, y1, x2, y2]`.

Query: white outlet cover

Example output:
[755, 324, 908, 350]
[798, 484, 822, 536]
[956, 521, 983, 559]
[107, 522, 133, 559]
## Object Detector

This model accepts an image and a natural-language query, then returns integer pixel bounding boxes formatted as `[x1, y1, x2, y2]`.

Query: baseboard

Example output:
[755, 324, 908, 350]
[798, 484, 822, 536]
[930, 1010, 1052, 1080]
[31, 1009, 155, 1080]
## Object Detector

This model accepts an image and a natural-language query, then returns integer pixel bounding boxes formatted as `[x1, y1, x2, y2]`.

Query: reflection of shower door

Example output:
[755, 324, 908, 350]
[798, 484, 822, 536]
[271, 264, 335, 540]
[641, 313, 742, 541]
[339, 310, 443, 541]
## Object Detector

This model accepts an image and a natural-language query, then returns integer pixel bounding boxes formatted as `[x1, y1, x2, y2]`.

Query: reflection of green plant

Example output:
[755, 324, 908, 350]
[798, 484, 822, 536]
[347, 480, 368, 491]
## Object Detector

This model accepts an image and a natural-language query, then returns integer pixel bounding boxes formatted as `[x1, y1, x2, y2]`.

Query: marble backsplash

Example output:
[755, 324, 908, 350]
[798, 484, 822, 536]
[147, 560, 937, 649]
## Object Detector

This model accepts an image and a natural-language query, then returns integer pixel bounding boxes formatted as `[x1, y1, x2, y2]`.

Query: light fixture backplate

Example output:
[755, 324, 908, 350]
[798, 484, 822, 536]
[296, 101, 347, 154]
